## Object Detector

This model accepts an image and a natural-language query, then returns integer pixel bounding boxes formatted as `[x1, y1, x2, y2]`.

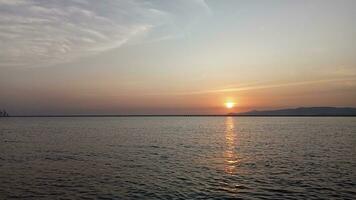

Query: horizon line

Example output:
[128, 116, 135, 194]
[4, 114, 356, 118]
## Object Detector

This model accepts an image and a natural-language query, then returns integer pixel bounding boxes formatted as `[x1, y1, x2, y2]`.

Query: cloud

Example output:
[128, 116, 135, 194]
[0, 0, 28, 5]
[0, 0, 209, 68]
[144, 77, 356, 96]
[203, 77, 356, 94]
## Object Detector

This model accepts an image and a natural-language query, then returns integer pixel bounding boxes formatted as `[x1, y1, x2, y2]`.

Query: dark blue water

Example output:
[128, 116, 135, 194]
[1, 117, 355, 199]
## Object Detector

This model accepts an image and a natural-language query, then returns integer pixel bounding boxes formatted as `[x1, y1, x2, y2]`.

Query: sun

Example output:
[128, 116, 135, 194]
[225, 102, 235, 109]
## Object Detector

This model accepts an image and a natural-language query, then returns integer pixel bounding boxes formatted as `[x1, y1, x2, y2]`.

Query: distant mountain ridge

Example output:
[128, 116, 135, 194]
[231, 107, 356, 116]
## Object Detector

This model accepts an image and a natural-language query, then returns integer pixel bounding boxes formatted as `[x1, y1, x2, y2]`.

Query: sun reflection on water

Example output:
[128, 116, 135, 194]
[224, 117, 239, 174]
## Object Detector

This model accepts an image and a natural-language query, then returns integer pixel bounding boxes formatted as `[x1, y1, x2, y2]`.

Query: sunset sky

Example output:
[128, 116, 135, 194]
[1, 0, 356, 115]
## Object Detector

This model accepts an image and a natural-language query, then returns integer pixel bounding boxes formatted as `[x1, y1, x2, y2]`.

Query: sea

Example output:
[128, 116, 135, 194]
[0, 117, 355, 199]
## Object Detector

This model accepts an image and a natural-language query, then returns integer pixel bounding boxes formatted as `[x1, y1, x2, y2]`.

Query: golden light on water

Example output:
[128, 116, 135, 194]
[224, 117, 238, 174]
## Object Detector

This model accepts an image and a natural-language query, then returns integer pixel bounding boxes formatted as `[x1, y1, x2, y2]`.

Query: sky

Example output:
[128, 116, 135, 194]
[0, 0, 356, 115]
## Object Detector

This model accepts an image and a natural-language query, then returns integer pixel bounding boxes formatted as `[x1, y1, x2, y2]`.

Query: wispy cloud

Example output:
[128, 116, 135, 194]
[146, 77, 356, 96]
[204, 77, 356, 94]
[0, 0, 209, 68]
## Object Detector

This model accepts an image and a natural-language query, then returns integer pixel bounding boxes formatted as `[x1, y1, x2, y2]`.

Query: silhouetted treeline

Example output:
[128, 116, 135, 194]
[0, 109, 10, 117]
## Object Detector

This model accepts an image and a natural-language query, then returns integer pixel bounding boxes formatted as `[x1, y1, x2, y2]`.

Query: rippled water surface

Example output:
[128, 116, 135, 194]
[1, 117, 355, 199]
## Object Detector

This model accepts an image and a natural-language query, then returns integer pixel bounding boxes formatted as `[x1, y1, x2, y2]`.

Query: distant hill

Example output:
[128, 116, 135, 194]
[230, 107, 356, 116]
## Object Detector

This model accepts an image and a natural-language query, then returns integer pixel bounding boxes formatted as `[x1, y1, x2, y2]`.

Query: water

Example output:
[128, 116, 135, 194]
[1, 117, 355, 199]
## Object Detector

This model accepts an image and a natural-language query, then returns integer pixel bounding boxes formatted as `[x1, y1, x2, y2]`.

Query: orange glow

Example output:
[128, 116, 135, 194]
[225, 101, 235, 109]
